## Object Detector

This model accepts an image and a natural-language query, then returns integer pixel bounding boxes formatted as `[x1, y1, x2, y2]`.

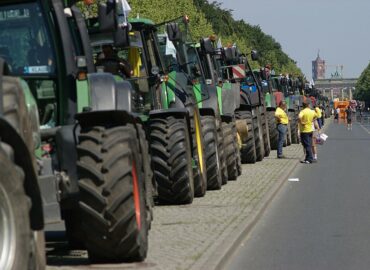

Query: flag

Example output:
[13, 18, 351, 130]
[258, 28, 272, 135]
[117, 0, 131, 27]
[216, 38, 222, 49]
[165, 33, 177, 58]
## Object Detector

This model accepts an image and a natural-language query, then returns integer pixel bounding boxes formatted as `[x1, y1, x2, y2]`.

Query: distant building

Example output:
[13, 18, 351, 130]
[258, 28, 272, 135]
[312, 52, 325, 80]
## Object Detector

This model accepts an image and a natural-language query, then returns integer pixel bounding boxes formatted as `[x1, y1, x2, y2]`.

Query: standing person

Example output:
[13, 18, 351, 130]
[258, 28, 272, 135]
[334, 107, 340, 123]
[345, 106, 353, 130]
[275, 101, 289, 158]
[312, 119, 320, 161]
[320, 104, 325, 126]
[298, 102, 316, 164]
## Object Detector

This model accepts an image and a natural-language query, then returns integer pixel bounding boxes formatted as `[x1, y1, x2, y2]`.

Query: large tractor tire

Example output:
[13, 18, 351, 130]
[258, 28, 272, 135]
[0, 150, 45, 270]
[137, 124, 154, 228]
[289, 111, 299, 144]
[231, 120, 242, 176]
[0, 76, 45, 270]
[217, 122, 228, 185]
[267, 110, 278, 150]
[201, 115, 222, 190]
[254, 110, 265, 162]
[236, 110, 257, 164]
[262, 111, 271, 157]
[149, 116, 194, 204]
[222, 121, 238, 180]
[77, 124, 148, 262]
[190, 110, 207, 197]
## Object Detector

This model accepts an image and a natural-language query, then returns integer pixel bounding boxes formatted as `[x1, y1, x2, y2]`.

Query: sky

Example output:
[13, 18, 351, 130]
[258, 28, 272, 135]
[217, 0, 370, 80]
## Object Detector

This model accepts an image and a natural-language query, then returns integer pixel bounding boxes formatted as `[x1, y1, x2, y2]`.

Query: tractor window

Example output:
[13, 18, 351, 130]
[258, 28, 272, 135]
[0, 2, 56, 76]
[184, 46, 203, 83]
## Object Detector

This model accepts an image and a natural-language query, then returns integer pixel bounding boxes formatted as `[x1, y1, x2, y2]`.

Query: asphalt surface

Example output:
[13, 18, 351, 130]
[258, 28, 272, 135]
[225, 119, 370, 270]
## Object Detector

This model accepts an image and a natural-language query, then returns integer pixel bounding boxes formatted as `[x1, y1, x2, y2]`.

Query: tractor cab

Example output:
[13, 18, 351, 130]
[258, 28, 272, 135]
[88, 17, 167, 113]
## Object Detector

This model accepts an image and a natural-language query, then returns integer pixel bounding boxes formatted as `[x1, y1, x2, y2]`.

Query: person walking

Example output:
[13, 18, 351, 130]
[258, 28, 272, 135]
[275, 100, 289, 158]
[334, 107, 340, 123]
[345, 106, 353, 130]
[312, 119, 320, 161]
[298, 102, 316, 164]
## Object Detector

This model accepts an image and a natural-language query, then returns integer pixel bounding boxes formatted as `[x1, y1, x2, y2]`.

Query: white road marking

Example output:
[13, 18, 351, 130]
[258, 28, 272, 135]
[359, 123, 370, 134]
[288, 178, 300, 182]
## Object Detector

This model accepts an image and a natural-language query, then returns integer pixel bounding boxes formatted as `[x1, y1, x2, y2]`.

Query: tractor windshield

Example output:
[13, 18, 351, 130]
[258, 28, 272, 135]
[0, 2, 56, 76]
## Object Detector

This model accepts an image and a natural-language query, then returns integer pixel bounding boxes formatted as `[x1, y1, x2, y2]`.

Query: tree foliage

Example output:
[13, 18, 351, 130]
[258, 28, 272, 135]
[354, 63, 370, 102]
[78, 0, 302, 76]
[129, 0, 213, 40]
[193, 0, 302, 77]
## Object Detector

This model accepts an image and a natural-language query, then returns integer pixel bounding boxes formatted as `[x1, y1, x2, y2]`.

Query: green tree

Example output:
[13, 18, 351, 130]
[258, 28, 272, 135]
[355, 63, 370, 102]
[129, 0, 213, 40]
[77, 0, 302, 76]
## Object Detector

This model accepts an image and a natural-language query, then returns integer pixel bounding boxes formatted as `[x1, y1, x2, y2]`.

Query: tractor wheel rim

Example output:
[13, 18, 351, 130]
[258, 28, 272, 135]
[237, 133, 242, 149]
[0, 184, 16, 270]
[131, 160, 141, 231]
[194, 113, 205, 175]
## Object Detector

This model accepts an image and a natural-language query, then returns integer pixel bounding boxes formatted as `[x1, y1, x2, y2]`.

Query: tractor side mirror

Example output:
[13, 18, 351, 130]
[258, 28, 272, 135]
[224, 47, 236, 61]
[114, 25, 130, 47]
[251, 50, 258, 61]
[98, 2, 116, 32]
[167, 23, 181, 41]
[201, 38, 214, 54]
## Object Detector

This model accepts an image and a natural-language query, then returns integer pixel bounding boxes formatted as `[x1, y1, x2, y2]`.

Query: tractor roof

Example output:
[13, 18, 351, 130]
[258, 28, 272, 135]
[129, 18, 155, 27]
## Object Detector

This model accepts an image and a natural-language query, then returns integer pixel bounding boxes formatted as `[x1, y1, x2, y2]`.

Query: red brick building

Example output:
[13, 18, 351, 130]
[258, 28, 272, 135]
[312, 52, 325, 80]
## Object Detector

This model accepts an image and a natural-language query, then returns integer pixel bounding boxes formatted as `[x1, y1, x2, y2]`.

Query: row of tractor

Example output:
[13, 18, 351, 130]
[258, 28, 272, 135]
[0, 1, 317, 269]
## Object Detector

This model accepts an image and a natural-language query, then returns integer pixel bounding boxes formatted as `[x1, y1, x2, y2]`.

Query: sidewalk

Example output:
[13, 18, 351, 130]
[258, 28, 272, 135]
[47, 120, 331, 270]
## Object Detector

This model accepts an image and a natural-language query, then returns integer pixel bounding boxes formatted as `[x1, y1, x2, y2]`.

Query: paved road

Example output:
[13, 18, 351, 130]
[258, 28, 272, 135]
[225, 120, 370, 270]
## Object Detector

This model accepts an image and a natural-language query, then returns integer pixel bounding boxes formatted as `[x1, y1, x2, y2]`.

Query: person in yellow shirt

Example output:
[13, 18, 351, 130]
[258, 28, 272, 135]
[314, 105, 322, 128]
[275, 101, 289, 158]
[299, 102, 317, 163]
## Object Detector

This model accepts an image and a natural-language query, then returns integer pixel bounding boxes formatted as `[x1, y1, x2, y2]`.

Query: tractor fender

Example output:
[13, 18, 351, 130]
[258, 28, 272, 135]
[240, 90, 251, 107]
[220, 114, 233, 123]
[87, 73, 133, 112]
[150, 108, 191, 132]
[199, 107, 215, 117]
[274, 92, 284, 107]
[199, 84, 219, 116]
[232, 82, 241, 110]
[0, 118, 43, 230]
[221, 83, 240, 116]
[239, 103, 252, 111]
[55, 125, 79, 206]
[266, 107, 276, 112]
[75, 110, 138, 129]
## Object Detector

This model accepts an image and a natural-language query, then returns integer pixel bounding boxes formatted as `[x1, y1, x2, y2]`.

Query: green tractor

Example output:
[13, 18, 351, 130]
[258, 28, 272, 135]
[252, 68, 280, 150]
[270, 75, 302, 146]
[195, 37, 242, 181]
[156, 17, 232, 190]
[0, 60, 45, 269]
[0, 0, 151, 262]
[205, 43, 269, 164]
[88, 16, 207, 202]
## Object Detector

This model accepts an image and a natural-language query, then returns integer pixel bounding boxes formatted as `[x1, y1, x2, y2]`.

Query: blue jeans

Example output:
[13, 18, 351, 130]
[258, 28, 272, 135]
[317, 118, 322, 128]
[300, 132, 313, 162]
[277, 124, 287, 157]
